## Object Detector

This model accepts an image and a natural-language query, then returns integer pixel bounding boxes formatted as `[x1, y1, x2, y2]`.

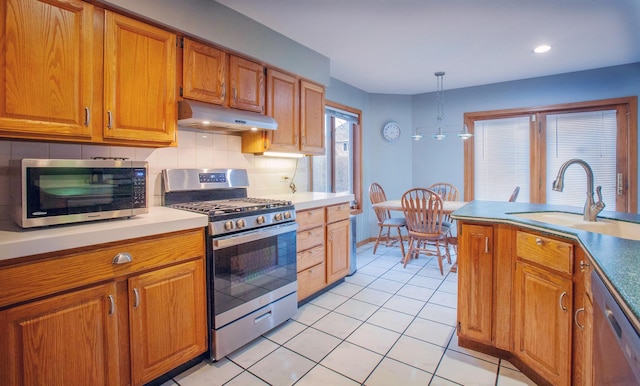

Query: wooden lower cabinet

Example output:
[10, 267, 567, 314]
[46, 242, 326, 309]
[457, 223, 494, 344]
[296, 202, 351, 301]
[457, 221, 594, 386]
[129, 260, 207, 385]
[0, 229, 207, 386]
[513, 261, 572, 386]
[326, 219, 350, 284]
[0, 283, 120, 386]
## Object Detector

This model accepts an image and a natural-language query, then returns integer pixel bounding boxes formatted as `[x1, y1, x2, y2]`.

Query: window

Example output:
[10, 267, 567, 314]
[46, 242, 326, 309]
[310, 101, 363, 212]
[464, 97, 637, 212]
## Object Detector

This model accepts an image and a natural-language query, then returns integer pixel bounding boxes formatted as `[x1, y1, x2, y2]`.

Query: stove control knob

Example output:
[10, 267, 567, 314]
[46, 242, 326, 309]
[274, 213, 283, 221]
[236, 219, 245, 229]
[284, 211, 292, 219]
[224, 221, 234, 230]
[256, 215, 265, 225]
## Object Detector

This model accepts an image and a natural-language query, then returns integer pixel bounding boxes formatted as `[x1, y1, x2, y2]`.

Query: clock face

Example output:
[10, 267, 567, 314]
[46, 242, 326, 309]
[382, 121, 401, 143]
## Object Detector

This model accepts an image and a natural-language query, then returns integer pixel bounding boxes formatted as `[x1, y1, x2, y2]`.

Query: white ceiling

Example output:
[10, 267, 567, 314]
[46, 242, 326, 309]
[215, 0, 640, 95]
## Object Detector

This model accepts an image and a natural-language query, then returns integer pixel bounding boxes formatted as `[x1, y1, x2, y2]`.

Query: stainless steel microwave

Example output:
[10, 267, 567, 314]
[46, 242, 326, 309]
[10, 158, 148, 228]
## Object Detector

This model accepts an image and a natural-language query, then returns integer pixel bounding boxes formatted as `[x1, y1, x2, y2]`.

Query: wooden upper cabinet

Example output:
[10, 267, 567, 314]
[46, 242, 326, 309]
[300, 80, 325, 155]
[182, 38, 227, 105]
[0, 0, 97, 140]
[103, 11, 177, 144]
[228, 55, 265, 113]
[266, 69, 300, 152]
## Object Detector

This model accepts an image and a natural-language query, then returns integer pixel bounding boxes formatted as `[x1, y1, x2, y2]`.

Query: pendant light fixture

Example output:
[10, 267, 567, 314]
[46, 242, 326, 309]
[457, 124, 473, 140]
[432, 71, 447, 140]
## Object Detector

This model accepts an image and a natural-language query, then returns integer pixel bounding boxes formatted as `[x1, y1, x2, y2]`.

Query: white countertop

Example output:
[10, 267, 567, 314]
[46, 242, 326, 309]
[0, 207, 209, 262]
[262, 192, 354, 211]
[0, 192, 353, 262]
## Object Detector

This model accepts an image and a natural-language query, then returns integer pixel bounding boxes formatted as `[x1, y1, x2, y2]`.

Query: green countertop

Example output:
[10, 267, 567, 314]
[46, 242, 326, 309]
[451, 200, 640, 332]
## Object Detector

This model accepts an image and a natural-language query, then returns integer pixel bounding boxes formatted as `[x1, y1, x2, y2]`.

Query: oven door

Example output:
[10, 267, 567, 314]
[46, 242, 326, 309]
[211, 222, 298, 328]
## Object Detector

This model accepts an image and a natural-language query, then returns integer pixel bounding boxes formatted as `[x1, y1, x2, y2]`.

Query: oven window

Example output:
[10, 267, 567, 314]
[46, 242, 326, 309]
[212, 230, 297, 315]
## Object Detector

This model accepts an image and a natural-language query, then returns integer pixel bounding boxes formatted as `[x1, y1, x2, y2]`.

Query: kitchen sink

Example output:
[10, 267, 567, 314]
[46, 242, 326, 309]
[509, 211, 640, 241]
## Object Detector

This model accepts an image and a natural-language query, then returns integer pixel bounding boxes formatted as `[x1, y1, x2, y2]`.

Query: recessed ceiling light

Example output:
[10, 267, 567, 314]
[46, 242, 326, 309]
[533, 45, 552, 54]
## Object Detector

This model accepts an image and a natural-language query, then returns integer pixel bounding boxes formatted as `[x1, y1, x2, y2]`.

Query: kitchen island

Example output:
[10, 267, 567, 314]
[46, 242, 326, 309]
[451, 200, 640, 386]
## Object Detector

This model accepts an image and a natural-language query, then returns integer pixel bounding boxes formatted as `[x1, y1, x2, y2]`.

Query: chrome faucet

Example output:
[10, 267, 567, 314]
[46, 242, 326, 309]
[552, 159, 605, 222]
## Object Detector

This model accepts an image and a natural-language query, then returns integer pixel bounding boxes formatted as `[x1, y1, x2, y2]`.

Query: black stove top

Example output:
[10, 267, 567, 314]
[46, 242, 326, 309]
[162, 168, 296, 236]
[169, 197, 293, 216]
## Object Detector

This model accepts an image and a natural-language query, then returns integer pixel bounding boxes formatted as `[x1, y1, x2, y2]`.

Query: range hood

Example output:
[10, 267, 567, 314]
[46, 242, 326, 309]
[177, 100, 277, 131]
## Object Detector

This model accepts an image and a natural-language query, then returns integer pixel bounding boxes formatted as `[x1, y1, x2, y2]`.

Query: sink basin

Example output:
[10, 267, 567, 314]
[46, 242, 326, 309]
[510, 212, 640, 241]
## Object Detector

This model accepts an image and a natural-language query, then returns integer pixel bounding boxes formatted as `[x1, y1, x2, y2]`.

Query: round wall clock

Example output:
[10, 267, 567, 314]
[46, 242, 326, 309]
[381, 121, 401, 143]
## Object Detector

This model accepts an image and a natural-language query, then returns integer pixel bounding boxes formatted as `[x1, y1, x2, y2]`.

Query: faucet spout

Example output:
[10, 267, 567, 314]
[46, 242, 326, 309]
[552, 159, 605, 222]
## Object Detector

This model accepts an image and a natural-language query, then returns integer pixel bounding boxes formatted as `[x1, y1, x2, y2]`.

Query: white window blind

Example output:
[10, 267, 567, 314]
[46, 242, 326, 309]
[474, 116, 531, 202]
[546, 110, 617, 208]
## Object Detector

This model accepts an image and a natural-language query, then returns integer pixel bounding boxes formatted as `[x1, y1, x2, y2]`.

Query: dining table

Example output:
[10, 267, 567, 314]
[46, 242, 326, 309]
[371, 199, 467, 214]
[371, 199, 467, 272]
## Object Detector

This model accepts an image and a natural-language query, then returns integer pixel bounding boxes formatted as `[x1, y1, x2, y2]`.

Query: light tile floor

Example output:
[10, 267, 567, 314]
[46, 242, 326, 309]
[161, 243, 538, 386]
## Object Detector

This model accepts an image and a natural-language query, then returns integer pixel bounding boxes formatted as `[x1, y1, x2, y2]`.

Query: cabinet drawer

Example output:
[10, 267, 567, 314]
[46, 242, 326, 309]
[297, 262, 326, 301]
[297, 245, 325, 272]
[326, 203, 350, 224]
[297, 226, 325, 252]
[516, 231, 573, 274]
[296, 208, 325, 231]
[0, 229, 205, 308]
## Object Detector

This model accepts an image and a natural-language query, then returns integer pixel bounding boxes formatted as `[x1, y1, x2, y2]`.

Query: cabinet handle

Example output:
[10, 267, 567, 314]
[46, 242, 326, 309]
[574, 307, 585, 329]
[233, 87, 237, 100]
[108, 295, 115, 315]
[107, 111, 113, 129]
[112, 252, 132, 265]
[559, 291, 568, 312]
[221, 82, 226, 99]
[580, 260, 590, 271]
[535, 238, 544, 246]
[133, 288, 140, 309]
[484, 237, 489, 253]
[84, 107, 90, 127]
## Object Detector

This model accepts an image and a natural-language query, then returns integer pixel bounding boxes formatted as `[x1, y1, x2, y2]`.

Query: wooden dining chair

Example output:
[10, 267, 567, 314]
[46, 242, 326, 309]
[429, 182, 459, 255]
[369, 183, 406, 256]
[508, 186, 520, 202]
[401, 188, 451, 275]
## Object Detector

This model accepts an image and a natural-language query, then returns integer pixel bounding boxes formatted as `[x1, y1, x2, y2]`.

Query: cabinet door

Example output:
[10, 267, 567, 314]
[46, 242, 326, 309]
[182, 38, 226, 105]
[229, 55, 264, 113]
[129, 259, 207, 385]
[0, 0, 96, 140]
[0, 283, 119, 386]
[457, 223, 493, 344]
[300, 80, 325, 155]
[326, 219, 350, 284]
[266, 69, 299, 152]
[572, 252, 593, 386]
[103, 11, 177, 144]
[514, 261, 572, 386]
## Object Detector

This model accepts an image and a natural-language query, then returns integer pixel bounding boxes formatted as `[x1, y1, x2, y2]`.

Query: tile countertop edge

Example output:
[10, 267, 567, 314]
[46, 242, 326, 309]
[451, 200, 640, 333]
[262, 192, 354, 211]
[0, 207, 209, 262]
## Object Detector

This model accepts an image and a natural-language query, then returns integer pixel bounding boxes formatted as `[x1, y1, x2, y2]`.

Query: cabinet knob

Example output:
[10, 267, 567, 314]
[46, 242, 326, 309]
[580, 260, 590, 270]
[112, 252, 132, 265]
[535, 238, 544, 246]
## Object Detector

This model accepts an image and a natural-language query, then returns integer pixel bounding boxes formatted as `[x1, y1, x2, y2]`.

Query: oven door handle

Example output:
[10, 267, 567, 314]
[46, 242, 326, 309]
[213, 222, 299, 249]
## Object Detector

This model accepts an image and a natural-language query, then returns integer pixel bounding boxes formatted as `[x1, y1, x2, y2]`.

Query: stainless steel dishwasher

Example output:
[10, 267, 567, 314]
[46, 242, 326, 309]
[591, 271, 640, 385]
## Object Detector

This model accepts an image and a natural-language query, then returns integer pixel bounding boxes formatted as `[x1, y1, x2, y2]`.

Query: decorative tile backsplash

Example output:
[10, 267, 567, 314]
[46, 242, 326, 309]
[0, 128, 308, 221]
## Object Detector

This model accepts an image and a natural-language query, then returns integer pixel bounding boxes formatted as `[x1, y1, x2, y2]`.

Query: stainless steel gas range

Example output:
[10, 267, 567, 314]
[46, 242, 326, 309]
[162, 168, 298, 361]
